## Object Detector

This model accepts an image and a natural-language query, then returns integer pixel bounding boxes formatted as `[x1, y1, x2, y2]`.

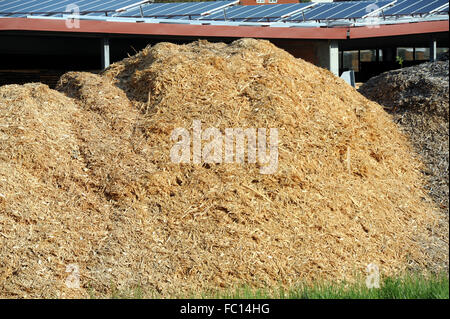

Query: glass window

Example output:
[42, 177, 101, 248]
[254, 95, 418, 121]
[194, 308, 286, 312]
[342, 51, 359, 72]
[414, 48, 430, 61]
[397, 47, 414, 61]
[360, 50, 376, 62]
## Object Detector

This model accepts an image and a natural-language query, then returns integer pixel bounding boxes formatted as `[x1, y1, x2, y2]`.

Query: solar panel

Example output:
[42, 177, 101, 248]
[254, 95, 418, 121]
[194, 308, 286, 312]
[200, 3, 314, 22]
[117, 1, 237, 19]
[439, 6, 449, 13]
[383, 0, 449, 16]
[285, 1, 392, 22]
[0, 0, 447, 22]
[0, 0, 145, 17]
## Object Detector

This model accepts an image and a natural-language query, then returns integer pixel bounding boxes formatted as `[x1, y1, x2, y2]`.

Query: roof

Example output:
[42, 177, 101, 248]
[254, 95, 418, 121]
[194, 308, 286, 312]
[0, 0, 448, 39]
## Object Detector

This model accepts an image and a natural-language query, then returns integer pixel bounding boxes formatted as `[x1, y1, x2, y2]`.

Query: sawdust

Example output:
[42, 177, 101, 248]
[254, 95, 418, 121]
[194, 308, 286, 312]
[0, 39, 444, 298]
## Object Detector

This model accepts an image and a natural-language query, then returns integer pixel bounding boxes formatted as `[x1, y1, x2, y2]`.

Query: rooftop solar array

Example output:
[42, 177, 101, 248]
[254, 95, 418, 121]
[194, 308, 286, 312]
[198, 3, 313, 22]
[0, 0, 144, 17]
[284, 1, 392, 22]
[117, 1, 236, 19]
[0, 0, 448, 23]
[383, 0, 449, 16]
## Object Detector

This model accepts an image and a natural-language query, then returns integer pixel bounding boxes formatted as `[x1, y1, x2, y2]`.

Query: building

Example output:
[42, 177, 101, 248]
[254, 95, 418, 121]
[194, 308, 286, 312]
[0, 0, 448, 87]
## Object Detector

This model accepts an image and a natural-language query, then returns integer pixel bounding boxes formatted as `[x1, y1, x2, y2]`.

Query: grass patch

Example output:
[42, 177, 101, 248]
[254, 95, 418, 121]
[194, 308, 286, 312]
[207, 273, 449, 299]
[93, 272, 449, 299]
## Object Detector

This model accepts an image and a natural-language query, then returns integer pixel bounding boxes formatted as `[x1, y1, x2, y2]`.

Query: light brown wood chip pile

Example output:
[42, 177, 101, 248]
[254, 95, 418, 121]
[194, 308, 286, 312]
[0, 39, 445, 298]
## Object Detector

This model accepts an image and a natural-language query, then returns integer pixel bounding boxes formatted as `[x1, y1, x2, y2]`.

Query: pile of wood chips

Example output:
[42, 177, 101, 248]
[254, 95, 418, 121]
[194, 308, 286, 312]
[359, 59, 449, 213]
[0, 39, 446, 298]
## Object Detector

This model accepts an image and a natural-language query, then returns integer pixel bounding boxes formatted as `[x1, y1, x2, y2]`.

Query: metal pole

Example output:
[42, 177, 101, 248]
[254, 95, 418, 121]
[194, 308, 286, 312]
[101, 38, 110, 69]
[430, 38, 437, 62]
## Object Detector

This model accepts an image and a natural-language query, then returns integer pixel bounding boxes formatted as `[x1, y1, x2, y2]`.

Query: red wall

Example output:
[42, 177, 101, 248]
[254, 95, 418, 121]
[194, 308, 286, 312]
[240, 0, 300, 5]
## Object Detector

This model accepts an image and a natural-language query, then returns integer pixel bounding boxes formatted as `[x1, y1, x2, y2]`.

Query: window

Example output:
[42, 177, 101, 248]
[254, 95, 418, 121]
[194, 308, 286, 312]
[268, 0, 278, 3]
[342, 51, 359, 72]
[414, 48, 430, 61]
[397, 47, 414, 61]
[256, 0, 265, 3]
[360, 50, 376, 62]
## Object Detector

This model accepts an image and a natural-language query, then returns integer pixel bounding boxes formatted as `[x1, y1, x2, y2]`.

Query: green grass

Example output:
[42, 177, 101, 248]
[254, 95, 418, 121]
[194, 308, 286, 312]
[208, 273, 449, 299]
[91, 272, 449, 299]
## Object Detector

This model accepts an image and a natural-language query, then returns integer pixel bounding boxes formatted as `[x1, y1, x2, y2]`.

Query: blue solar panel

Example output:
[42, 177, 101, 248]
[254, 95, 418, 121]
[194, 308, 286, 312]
[285, 1, 391, 22]
[0, 0, 143, 17]
[117, 1, 237, 19]
[200, 3, 313, 22]
[383, 0, 449, 16]
[0, 0, 447, 21]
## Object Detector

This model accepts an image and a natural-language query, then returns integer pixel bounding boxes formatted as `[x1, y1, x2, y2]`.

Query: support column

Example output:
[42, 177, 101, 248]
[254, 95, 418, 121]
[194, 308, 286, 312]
[316, 40, 339, 76]
[101, 37, 110, 69]
[430, 38, 437, 62]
